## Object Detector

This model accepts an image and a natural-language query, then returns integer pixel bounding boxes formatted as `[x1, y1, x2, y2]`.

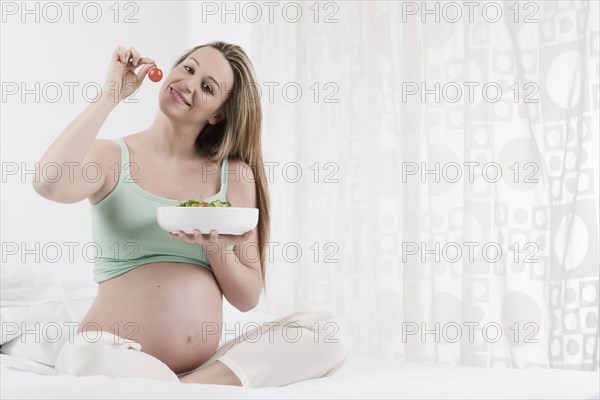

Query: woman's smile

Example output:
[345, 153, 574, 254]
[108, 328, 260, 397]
[170, 86, 192, 107]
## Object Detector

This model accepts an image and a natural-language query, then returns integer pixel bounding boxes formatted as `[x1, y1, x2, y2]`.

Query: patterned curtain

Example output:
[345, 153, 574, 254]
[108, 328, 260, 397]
[252, 0, 599, 371]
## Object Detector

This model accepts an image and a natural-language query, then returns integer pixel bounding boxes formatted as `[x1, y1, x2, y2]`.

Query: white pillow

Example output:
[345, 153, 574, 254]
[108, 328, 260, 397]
[0, 262, 96, 368]
[1, 297, 94, 366]
[1, 264, 96, 307]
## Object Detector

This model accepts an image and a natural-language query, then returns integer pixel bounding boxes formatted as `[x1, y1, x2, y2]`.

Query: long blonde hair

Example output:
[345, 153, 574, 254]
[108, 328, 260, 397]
[172, 42, 270, 295]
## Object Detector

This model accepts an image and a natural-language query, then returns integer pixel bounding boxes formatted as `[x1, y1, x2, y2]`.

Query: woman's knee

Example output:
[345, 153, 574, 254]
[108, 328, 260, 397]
[54, 332, 179, 382]
[297, 312, 354, 377]
[54, 336, 107, 376]
[320, 312, 354, 359]
[288, 311, 355, 359]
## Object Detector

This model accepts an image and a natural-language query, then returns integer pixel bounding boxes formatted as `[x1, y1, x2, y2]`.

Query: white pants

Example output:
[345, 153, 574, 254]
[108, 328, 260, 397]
[54, 311, 354, 388]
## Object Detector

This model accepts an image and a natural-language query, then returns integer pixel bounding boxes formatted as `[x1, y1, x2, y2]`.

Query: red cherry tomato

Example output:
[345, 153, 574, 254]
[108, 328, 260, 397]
[201, 202, 209, 207]
[148, 66, 163, 82]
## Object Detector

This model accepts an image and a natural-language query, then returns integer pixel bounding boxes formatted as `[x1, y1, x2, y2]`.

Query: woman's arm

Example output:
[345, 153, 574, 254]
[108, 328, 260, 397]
[32, 45, 155, 203]
[206, 229, 262, 312]
[207, 160, 262, 312]
[32, 97, 116, 203]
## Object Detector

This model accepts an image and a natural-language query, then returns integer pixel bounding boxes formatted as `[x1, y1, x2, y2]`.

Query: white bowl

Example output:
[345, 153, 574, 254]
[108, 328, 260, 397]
[157, 207, 259, 235]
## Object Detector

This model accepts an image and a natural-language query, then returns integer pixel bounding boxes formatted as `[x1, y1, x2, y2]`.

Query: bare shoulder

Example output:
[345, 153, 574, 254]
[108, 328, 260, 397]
[227, 159, 254, 177]
[226, 159, 256, 208]
[78, 139, 121, 180]
[84, 139, 123, 205]
[227, 159, 255, 186]
[87, 138, 120, 163]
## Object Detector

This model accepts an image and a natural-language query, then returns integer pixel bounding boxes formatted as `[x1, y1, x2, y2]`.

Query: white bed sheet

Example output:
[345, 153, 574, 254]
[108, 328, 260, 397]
[2, 353, 598, 399]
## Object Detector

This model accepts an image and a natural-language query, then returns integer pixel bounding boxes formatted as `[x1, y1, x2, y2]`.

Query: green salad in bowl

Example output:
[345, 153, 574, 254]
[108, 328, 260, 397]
[176, 196, 232, 208]
[158, 196, 257, 235]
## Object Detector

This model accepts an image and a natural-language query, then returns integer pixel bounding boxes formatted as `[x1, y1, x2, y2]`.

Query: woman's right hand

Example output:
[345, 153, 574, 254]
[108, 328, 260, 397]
[101, 45, 156, 104]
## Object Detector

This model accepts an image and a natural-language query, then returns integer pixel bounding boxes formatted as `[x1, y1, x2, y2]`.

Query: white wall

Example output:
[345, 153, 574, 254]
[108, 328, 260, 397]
[186, 2, 252, 53]
[1, 1, 249, 278]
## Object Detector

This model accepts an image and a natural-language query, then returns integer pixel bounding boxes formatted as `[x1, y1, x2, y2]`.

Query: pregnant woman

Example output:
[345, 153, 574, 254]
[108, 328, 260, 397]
[32, 42, 353, 388]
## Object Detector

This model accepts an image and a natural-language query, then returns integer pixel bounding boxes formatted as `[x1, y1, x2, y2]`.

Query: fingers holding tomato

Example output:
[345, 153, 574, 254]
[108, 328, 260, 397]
[101, 45, 158, 104]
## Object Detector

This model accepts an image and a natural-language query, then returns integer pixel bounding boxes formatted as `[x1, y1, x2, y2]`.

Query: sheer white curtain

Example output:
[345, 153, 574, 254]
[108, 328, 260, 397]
[251, 0, 599, 371]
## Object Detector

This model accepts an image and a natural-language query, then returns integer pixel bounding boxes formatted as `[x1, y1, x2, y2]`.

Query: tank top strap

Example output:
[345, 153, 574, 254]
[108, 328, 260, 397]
[220, 158, 229, 200]
[113, 137, 131, 184]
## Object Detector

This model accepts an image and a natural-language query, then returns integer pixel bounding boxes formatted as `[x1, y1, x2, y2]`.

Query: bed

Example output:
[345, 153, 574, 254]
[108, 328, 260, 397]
[3, 351, 599, 399]
[2, 264, 599, 399]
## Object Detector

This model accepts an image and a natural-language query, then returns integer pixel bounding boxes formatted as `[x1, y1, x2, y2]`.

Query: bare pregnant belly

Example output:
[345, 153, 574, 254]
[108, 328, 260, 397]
[77, 262, 223, 374]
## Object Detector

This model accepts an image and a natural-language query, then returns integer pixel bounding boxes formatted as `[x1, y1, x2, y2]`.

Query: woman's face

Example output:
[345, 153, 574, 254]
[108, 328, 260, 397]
[159, 46, 235, 126]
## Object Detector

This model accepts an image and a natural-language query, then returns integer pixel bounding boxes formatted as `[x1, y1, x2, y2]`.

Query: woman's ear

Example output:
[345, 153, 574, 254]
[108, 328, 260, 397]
[208, 114, 220, 125]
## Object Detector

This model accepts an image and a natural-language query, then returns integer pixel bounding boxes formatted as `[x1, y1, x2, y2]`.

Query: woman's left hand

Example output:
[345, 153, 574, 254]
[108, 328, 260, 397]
[167, 229, 253, 250]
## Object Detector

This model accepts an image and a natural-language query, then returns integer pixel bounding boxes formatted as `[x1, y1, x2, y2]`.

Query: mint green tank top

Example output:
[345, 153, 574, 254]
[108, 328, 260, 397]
[90, 137, 229, 283]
